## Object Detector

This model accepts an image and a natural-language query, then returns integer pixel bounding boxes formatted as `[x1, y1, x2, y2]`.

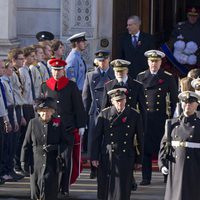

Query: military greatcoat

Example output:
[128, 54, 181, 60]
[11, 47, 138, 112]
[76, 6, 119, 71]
[82, 66, 115, 157]
[21, 117, 66, 200]
[91, 106, 143, 200]
[101, 77, 147, 128]
[159, 113, 200, 200]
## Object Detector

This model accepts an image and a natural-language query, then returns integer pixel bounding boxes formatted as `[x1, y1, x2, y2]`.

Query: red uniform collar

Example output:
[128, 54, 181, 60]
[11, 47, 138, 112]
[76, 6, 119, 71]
[46, 76, 69, 91]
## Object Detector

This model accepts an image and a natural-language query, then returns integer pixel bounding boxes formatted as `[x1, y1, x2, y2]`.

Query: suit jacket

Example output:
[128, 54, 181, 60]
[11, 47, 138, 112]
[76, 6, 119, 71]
[118, 32, 155, 78]
[101, 77, 147, 128]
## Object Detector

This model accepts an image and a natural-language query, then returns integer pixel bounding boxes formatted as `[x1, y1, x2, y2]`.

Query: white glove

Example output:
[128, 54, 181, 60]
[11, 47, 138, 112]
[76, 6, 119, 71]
[161, 166, 168, 175]
[79, 128, 85, 136]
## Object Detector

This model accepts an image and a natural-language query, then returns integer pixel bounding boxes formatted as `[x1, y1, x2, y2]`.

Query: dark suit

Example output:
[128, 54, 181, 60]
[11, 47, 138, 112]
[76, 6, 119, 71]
[137, 69, 178, 182]
[119, 32, 155, 79]
[91, 106, 143, 200]
[82, 67, 115, 158]
[101, 77, 147, 128]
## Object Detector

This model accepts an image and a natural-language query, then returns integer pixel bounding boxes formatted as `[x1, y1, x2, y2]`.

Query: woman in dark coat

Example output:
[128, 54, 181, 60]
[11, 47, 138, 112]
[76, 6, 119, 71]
[21, 97, 66, 200]
[159, 91, 200, 200]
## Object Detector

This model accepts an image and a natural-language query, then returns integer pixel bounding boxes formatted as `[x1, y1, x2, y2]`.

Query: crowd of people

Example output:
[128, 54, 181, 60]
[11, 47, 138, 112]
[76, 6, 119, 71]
[0, 6, 200, 200]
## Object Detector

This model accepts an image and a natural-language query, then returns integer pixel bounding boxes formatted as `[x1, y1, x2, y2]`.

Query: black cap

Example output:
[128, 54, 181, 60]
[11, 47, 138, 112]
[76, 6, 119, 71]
[95, 50, 110, 61]
[36, 31, 54, 41]
[35, 97, 57, 111]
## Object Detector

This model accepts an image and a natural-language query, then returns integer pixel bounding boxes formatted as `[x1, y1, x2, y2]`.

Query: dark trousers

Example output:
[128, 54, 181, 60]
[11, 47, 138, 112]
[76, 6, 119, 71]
[1, 106, 15, 175]
[14, 105, 34, 170]
[59, 142, 74, 193]
[141, 152, 153, 181]
[0, 117, 4, 176]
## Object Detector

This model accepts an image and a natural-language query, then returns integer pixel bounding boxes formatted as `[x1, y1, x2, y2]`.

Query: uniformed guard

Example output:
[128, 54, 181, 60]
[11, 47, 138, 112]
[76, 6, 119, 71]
[40, 58, 86, 198]
[21, 97, 67, 200]
[137, 50, 178, 185]
[66, 32, 88, 92]
[91, 88, 143, 200]
[158, 91, 200, 200]
[170, 6, 200, 66]
[82, 50, 115, 179]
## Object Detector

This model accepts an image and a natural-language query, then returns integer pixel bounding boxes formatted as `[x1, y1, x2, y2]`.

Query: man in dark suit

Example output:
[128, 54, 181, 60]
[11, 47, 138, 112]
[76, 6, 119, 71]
[82, 50, 115, 179]
[91, 88, 143, 200]
[118, 15, 155, 79]
[137, 50, 178, 185]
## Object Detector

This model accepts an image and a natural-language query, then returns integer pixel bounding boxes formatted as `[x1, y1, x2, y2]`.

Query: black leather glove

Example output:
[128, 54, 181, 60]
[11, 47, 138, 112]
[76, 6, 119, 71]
[43, 144, 58, 152]
[21, 162, 29, 174]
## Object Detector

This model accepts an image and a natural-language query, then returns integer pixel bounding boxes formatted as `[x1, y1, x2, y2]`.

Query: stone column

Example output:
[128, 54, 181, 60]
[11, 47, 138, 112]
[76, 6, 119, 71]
[0, 0, 19, 59]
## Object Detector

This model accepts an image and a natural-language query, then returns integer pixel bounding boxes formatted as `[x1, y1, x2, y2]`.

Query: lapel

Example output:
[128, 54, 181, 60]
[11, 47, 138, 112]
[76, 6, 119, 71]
[141, 70, 163, 88]
[109, 106, 130, 126]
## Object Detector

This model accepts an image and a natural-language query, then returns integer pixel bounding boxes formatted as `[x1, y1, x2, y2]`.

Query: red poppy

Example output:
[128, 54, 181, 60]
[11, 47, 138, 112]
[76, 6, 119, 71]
[158, 79, 164, 84]
[137, 41, 142, 46]
[52, 118, 61, 127]
[122, 117, 127, 123]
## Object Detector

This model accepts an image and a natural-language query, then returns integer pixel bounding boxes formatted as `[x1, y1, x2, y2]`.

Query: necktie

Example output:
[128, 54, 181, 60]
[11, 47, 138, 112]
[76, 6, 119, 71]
[8, 78, 16, 105]
[41, 61, 51, 78]
[28, 69, 36, 100]
[119, 81, 124, 86]
[0, 78, 8, 109]
[81, 56, 87, 74]
[102, 71, 105, 77]
[132, 35, 137, 47]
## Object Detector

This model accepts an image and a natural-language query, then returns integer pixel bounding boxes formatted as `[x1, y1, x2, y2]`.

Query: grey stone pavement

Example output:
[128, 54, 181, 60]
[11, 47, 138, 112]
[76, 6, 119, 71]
[0, 169, 165, 200]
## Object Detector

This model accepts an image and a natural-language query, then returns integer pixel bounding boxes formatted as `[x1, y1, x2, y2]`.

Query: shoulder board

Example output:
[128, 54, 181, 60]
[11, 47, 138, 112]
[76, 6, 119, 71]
[177, 21, 185, 26]
[102, 107, 111, 112]
[130, 107, 140, 114]
[106, 80, 113, 84]
[138, 71, 145, 75]
[164, 71, 172, 76]
[133, 79, 142, 84]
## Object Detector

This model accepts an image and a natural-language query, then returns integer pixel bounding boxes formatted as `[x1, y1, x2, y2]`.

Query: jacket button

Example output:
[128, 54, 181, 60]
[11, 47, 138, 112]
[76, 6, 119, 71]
[123, 149, 126, 152]
[192, 126, 195, 128]
[57, 100, 59, 103]
[190, 135, 193, 138]
[58, 115, 61, 118]
[146, 102, 148, 104]
[127, 125, 130, 128]
[156, 108, 159, 111]
[125, 133, 128, 136]
[43, 135, 46, 137]
[147, 108, 150, 111]
[129, 97, 132, 99]
[43, 144, 45, 147]
[111, 141, 114, 144]
[124, 141, 127, 144]
[110, 133, 113, 136]
[96, 99, 99, 101]
[43, 154, 46, 157]
[157, 95, 160, 97]
[156, 102, 160, 104]
[145, 95, 148, 98]
[110, 125, 112, 128]
[159, 88, 161, 91]
[43, 164, 45, 167]
[187, 156, 190, 159]
[112, 149, 114, 152]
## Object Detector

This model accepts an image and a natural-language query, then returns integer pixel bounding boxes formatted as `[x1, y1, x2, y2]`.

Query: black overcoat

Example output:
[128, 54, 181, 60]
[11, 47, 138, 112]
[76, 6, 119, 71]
[137, 69, 178, 154]
[91, 106, 143, 200]
[82, 67, 115, 157]
[21, 117, 66, 200]
[159, 113, 200, 200]
[101, 77, 147, 129]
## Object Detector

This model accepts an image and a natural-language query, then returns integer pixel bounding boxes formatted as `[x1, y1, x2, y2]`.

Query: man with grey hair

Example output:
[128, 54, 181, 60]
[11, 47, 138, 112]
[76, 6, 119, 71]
[118, 15, 155, 79]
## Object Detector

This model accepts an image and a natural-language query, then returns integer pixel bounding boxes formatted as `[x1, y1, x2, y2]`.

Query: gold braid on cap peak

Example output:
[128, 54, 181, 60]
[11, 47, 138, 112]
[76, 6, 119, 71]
[186, 91, 190, 99]
[116, 60, 122, 66]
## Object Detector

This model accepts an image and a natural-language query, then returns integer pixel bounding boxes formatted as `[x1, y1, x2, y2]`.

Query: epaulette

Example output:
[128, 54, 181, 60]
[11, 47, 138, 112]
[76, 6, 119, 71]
[130, 107, 140, 114]
[102, 107, 111, 112]
[106, 80, 113, 84]
[138, 71, 145, 75]
[177, 21, 185, 26]
[133, 79, 142, 84]
[164, 71, 172, 76]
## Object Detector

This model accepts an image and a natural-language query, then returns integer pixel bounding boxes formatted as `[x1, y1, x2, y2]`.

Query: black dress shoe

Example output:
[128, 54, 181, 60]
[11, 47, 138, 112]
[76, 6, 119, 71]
[140, 179, 151, 185]
[132, 182, 138, 191]
[90, 171, 97, 179]
[57, 191, 69, 199]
